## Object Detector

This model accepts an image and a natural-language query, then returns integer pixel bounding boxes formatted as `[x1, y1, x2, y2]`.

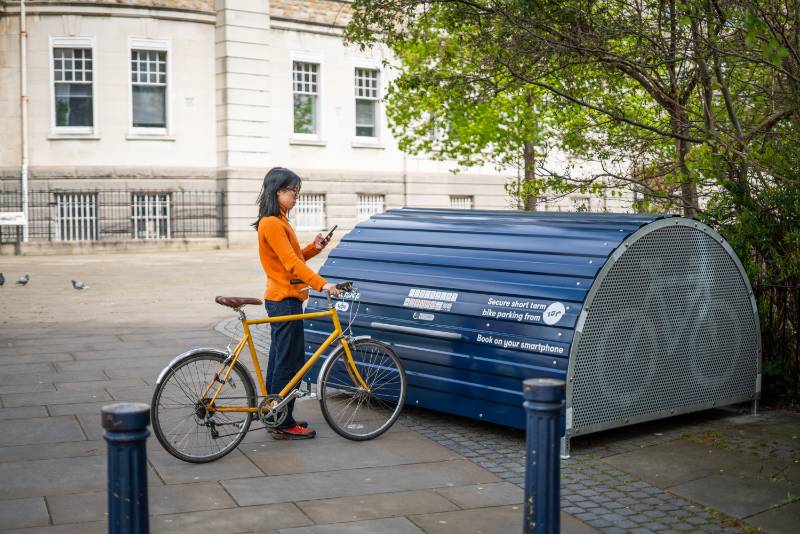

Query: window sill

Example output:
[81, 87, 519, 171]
[48, 133, 101, 141]
[126, 133, 176, 141]
[351, 141, 385, 149]
[289, 138, 327, 147]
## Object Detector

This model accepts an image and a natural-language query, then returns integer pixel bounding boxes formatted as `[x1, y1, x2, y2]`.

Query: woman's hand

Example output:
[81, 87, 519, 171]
[314, 233, 326, 250]
[322, 283, 340, 297]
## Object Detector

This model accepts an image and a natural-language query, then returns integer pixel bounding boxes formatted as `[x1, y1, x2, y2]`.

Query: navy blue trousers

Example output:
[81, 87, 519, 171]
[265, 298, 305, 429]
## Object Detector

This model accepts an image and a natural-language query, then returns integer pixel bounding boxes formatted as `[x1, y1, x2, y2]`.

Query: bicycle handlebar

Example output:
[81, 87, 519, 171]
[335, 281, 353, 292]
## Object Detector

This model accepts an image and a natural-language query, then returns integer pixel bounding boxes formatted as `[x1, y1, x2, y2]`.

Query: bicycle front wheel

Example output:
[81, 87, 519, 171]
[318, 339, 407, 440]
[151, 352, 255, 463]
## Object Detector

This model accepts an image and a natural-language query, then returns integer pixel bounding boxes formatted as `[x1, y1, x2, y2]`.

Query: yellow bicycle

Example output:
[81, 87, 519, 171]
[150, 282, 407, 463]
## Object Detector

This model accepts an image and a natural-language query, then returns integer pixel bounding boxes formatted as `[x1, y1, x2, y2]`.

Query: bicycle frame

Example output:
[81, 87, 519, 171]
[202, 304, 369, 415]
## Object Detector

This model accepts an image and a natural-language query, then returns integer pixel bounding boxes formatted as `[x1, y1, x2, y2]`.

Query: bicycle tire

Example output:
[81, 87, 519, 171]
[318, 339, 407, 441]
[151, 351, 256, 463]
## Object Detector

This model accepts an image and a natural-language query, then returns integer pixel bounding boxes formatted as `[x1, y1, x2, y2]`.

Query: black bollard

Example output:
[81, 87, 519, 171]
[522, 378, 565, 534]
[102, 402, 151, 534]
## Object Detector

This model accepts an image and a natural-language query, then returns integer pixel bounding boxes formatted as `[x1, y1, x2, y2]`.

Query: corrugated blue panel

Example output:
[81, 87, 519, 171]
[307, 208, 668, 429]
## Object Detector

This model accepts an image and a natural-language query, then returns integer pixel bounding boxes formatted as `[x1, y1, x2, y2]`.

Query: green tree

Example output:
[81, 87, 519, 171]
[347, 0, 800, 401]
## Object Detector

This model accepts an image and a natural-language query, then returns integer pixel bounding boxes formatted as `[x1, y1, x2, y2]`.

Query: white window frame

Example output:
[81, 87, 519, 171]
[128, 38, 171, 138]
[357, 194, 385, 221]
[450, 195, 474, 210]
[49, 36, 98, 138]
[290, 51, 324, 143]
[352, 58, 382, 145]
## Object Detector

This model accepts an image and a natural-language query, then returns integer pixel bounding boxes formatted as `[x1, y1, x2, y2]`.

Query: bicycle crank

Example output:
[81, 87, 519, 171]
[258, 394, 288, 428]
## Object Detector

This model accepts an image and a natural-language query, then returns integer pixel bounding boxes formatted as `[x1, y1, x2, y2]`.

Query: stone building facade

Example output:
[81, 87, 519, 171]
[0, 0, 630, 250]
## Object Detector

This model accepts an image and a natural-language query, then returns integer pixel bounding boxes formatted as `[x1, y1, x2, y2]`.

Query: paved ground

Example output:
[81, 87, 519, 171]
[0, 249, 798, 533]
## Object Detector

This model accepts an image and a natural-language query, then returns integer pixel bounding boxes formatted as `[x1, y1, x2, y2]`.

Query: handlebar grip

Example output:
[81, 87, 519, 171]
[335, 281, 353, 292]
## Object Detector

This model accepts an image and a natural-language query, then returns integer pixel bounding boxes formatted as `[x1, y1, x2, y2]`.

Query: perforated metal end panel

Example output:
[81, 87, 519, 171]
[568, 219, 760, 436]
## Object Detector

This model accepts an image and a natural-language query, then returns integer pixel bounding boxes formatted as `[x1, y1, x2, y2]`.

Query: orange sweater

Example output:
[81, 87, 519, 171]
[257, 209, 326, 301]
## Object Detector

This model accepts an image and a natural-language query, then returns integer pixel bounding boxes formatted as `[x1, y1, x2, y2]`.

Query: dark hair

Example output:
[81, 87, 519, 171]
[252, 167, 302, 229]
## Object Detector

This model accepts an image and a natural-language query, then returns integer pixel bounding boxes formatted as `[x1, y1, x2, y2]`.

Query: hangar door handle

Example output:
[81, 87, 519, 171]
[370, 322, 463, 341]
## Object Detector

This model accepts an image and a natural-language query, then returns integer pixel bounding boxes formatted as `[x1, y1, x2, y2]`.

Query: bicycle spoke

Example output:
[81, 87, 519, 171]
[152, 354, 253, 462]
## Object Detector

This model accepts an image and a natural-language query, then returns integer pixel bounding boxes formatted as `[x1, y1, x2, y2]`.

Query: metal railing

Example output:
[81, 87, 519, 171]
[756, 283, 800, 403]
[0, 189, 225, 244]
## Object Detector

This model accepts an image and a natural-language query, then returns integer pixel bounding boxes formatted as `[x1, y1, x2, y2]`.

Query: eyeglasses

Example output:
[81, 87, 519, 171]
[279, 187, 301, 196]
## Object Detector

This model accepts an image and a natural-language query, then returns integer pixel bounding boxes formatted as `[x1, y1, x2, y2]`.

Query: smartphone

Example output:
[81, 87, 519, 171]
[320, 224, 338, 246]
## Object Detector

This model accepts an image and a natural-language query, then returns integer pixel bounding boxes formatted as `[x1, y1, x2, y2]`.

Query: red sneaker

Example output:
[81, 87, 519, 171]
[272, 424, 316, 440]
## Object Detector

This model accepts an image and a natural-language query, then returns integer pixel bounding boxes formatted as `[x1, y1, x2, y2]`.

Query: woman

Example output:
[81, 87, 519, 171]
[254, 167, 340, 440]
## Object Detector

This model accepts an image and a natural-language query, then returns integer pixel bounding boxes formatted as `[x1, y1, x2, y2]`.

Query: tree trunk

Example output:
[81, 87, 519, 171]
[674, 109, 698, 218]
[523, 139, 537, 211]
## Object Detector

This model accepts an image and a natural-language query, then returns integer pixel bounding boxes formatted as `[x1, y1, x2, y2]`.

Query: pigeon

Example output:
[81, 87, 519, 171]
[71, 280, 89, 290]
[16, 274, 29, 286]
[0, 273, 4, 286]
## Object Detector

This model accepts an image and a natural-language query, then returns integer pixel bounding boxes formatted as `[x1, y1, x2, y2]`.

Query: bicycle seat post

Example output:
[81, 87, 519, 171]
[236, 308, 246, 321]
[326, 291, 332, 309]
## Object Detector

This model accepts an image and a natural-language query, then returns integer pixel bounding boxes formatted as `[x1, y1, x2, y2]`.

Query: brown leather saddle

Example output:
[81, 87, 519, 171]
[214, 296, 263, 309]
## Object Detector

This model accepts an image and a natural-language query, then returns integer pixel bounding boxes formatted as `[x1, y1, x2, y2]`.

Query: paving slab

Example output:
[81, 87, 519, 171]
[104, 366, 167, 380]
[296, 488, 458, 524]
[434, 482, 524, 508]
[54, 357, 172, 372]
[0, 370, 108, 386]
[70, 347, 178, 361]
[47, 400, 122, 416]
[0, 455, 161, 499]
[0, 496, 50, 529]
[279, 516, 425, 534]
[46, 482, 236, 524]
[602, 440, 748, 488]
[149, 502, 311, 534]
[148, 449, 264, 485]
[1, 389, 112, 408]
[105, 386, 155, 403]
[222, 459, 500, 506]
[0, 405, 49, 420]
[0, 521, 107, 534]
[0, 353, 74, 364]
[0, 363, 55, 375]
[0, 383, 57, 395]
[54, 378, 148, 392]
[8, 335, 121, 349]
[0, 439, 105, 463]
[668, 474, 800, 518]
[410, 506, 499, 533]
[745, 500, 800, 534]
[243, 428, 460, 475]
[0, 415, 85, 447]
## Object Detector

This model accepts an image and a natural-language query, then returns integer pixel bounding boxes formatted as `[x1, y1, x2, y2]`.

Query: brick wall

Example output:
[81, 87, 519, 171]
[270, 0, 353, 27]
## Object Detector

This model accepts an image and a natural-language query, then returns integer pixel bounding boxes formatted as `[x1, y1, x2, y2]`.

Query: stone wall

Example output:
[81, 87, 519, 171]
[270, 0, 352, 27]
[3, 0, 215, 13]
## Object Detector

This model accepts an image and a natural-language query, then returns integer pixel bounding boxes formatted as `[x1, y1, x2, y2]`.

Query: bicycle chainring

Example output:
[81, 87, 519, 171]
[258, 394, 288, 428]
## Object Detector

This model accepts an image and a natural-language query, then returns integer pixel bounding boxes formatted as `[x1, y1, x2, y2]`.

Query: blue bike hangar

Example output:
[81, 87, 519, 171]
[303, 208, 761, 456]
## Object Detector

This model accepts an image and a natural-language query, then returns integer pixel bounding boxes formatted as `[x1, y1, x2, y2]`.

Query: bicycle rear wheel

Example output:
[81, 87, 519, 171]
[318, 339, 407, 440]
[151, 352, 255, 463]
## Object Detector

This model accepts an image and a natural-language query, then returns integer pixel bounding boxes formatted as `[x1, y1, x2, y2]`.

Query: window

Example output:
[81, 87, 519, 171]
[354, 68, 379, 138]
[293, 61, 319, 135]
[132, 193, 171, 239]
[450, 195, 473, 210]
[55, 193, 97, 241]
[291, 194, 326, 230]
[131, 48, 167, 129]
[51, 38, 95, 132]
[358, 194, 385, 221]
